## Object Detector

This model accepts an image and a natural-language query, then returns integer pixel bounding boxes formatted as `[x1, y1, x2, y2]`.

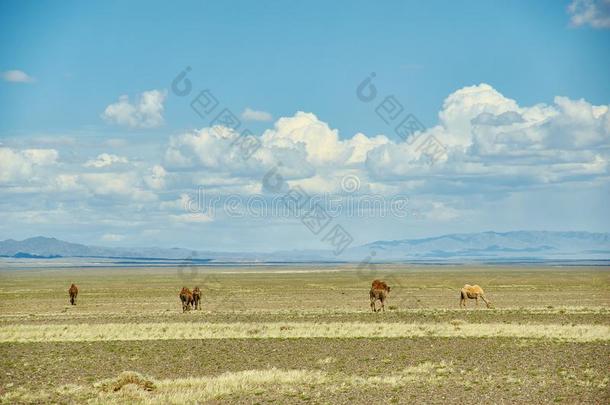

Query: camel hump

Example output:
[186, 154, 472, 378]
[371, 279, 390, 292]
[462, 284, 484, 294]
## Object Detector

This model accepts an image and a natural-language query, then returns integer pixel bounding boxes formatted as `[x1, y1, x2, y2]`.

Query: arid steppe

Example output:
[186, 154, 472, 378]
[0, 265, 608, 404]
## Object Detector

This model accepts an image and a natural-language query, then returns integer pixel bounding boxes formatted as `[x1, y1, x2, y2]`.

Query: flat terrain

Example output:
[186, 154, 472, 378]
[0, 265, 609, 404]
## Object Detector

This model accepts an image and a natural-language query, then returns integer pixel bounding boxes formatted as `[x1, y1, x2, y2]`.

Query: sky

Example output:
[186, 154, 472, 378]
[0, 0, 609, 253]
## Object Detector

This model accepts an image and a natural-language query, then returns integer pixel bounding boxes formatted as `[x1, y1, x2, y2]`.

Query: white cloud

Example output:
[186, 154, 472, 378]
[101, 233, 125, 242]
[162, 87, 609, 198]
[51, 174, 81, 191]
[102, 90, 166, 128]
[144, 164, 167, 190]
[84, 153, 128, 168]
[241, 107, 273, 122]
[170, 213, 214, 223]
[2, 70, 34, 83]
[0, 147, 58, 183]
[163, 112, 390, 187]
[160, 193, 192, 211]
[366, 83, 610, 188]
[568, 0, 610, 28]
[79, 172, 156, 201]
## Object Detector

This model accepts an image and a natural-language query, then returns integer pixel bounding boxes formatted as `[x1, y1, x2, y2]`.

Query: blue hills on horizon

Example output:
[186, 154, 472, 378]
[0, 231, 609, 264]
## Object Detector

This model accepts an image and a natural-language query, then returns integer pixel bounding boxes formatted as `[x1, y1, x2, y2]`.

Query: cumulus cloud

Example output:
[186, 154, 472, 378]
[568, 0, 610, 28]
[0, 147, 58, 183]
[84, 153, 129, 168]
[241, 107, 273, 122]
[51, 174, 81, 191]
[162, 86, 609, 197]
[102, 90, 166, 128]
[366, 83, 609, 189]
[144, 165, 167, 190]
[79, 172, 156, 201]
[164, 112, 391, 188]
[2, 70, 34, 83]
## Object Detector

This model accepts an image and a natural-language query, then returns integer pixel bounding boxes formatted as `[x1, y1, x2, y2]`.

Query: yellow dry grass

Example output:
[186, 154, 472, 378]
[0, 321, 608, 342]
[1, 363, 453, 405]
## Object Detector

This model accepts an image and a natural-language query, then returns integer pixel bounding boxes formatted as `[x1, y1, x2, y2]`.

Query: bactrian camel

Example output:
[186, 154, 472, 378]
[460, 284, 492, 308]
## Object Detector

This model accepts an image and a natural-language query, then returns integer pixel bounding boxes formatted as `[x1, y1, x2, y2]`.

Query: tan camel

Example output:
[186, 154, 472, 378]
[460, 284, 492, 308]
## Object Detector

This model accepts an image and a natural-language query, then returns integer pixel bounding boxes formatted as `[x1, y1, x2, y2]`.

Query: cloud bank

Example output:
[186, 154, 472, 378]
[2, 83, 608, 246]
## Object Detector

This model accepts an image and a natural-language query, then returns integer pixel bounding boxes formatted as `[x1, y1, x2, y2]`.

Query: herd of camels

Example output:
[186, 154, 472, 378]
[67, 281, 493, 312]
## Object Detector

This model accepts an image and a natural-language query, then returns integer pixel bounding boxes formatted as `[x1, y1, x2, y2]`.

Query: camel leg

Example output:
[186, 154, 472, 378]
[380, 298, 385, 312]
[480, 295, 490, 308]
[475, 296, 479, 307]
[370, 292, 376, 312]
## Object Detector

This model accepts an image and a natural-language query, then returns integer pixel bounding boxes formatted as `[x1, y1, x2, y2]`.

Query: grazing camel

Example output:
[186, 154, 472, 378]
[179, 287, 194, 312]
[68, 284, 78, 305]
[192, 286, 201, 310]
[370, 279, 391, 312]
[460, 284, 492, 308]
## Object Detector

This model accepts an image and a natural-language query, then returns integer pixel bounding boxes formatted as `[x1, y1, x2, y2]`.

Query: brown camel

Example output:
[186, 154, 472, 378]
[68, 284, 78, 305]
[370, 279, 391, 312]
[460, 284, 492, 308]
[192, 286, 201, 310]
[179, 287, 194, 312]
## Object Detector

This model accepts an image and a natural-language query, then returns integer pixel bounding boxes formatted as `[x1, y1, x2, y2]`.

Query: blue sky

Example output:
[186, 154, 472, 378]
[0, 0, 609, 252]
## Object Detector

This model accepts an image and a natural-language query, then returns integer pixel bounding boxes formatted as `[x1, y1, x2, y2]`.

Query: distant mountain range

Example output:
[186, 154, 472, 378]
[1, 231, 609, 265]
[348, 231, 610, 261]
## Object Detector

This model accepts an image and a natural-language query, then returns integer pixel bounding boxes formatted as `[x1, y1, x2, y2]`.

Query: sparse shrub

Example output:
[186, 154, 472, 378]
[388, 305, 397, 311]
[317, 356, 336, 365]
[450, 319, 465, 328]
[94, 371, 157, 392]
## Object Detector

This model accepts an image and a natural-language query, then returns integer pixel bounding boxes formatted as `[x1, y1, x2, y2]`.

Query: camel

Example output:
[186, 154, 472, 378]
[460, 284, 492, 308]
[192, 286, 201, 310]
[68, 284, 78, 305]
[179, 287, 194, 312]
[370, 279, 391, 312]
